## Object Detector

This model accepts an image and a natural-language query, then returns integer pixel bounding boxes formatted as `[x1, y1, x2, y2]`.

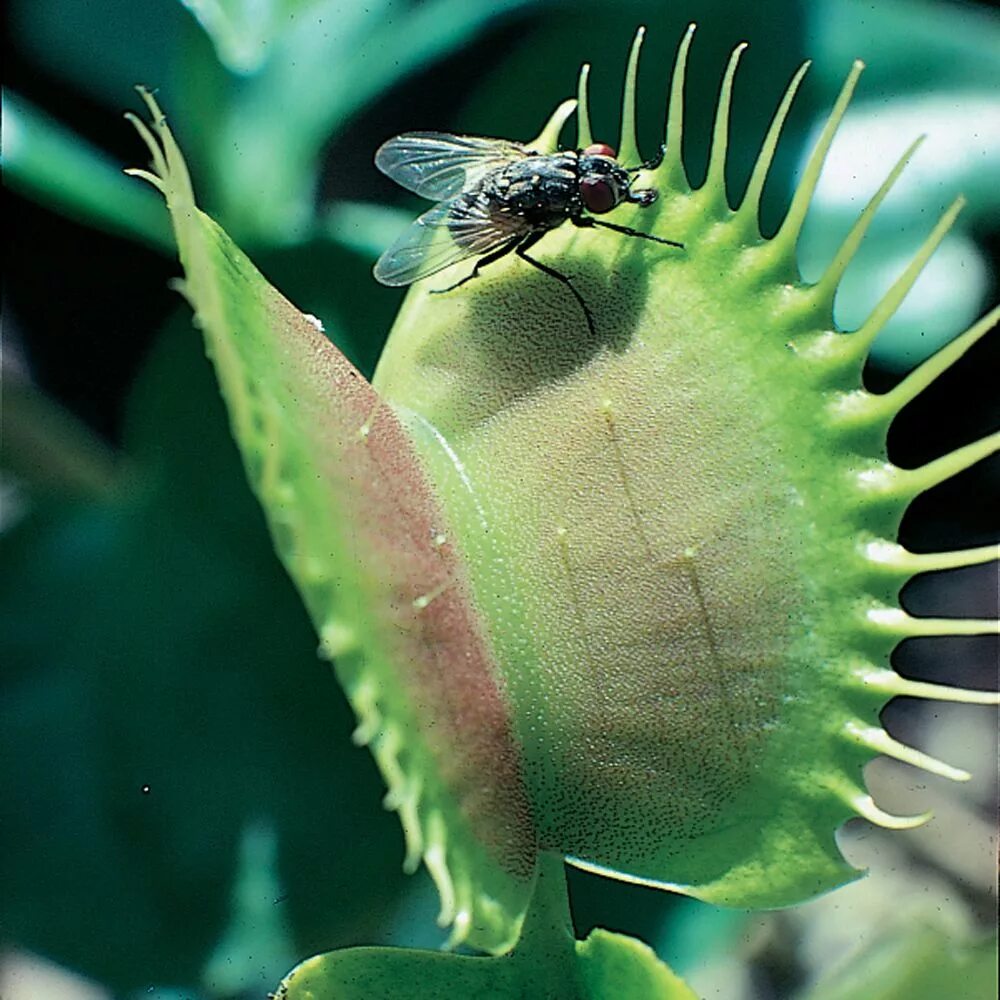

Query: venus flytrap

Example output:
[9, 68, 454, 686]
[128, 23, 997, 999]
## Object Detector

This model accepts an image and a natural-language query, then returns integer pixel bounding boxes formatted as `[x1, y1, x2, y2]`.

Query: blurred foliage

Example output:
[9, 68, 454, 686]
[2, 322, 408, 992]
[2, 0, 997, 996]
[2, 93, 173, 250]
[803, 920, 998, 1000]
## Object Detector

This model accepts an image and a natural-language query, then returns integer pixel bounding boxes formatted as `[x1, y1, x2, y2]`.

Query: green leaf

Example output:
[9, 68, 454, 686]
[322, 201, 415, 264]
[804, 922, 998, 1000]
[276, 946, 527, 1000]
[0, 377, 119, 498]
[575, 929, 699, 1000]
[275, 932, 698, 1000]
[276, 859, 697, 1000]
[178, 0, 323, 74]
[127, 19, 998, 955]
[127, 89, 537, 952]
[205, 0, 538, 240]
[0, 318, 407, 991]
[2, 92, 172, 250]
[8, 0, 185, 109]
[277, 930, 697, 1000]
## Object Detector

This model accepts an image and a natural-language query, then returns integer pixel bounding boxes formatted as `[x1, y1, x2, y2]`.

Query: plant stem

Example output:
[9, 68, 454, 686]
[510, 853, 581, 995]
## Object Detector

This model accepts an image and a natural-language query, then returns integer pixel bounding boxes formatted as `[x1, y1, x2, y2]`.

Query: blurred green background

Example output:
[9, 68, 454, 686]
[2, 1, 997, 998]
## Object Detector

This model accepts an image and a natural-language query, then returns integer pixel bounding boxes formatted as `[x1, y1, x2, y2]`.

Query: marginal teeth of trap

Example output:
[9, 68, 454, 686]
[423, 812, 457, 927]
[776, 60, 865, 249]
[617, 26, 645, 167]
[351, 718, 377, 746]
[861, 539, 1000, 573]
[856, 667, 1000, 707]
[850, 196, 965, 358]
[319, 620, 356, 659]
[842, 720, 970, 782]
[702, 41, 748, 209]
[576, 63, 593, 149]
[874, 303, 1000, 417]
[825, 775, 932, 829]
[867, 606, 1000, 638]
[401, 812, 423, 875]
[444, 906, 473, 950]
[661, 23, 697, 190]
[737, 59, 810, 229]
[528, 98, 577, 155]
[810, 134, 926, 310]
[851, 793, 933, 831]
[898, 429, 1000, 498]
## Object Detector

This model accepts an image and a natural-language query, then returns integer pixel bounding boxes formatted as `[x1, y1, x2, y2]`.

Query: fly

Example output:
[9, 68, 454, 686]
[372, 132, 683, 335]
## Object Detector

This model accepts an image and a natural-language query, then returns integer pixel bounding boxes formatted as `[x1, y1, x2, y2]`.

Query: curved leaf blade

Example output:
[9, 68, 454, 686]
[126, 89, 537, 952]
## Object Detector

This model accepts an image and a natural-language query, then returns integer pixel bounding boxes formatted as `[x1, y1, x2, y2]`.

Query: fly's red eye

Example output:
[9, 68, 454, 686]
[583, 142, 617, 159]
[580, 178, 616, 214]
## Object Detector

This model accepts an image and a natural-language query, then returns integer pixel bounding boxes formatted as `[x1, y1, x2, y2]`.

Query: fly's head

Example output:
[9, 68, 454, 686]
[576, 142, 656, 214]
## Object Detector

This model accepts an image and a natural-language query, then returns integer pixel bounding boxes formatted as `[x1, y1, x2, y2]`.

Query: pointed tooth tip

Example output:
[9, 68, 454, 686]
[887, 810, 934, 831]
[855, 794, 933, 830]
[444, 909, 473, 950]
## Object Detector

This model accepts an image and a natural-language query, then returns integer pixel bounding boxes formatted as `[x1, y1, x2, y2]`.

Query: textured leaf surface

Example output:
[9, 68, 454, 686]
[128, 91, 536, 952]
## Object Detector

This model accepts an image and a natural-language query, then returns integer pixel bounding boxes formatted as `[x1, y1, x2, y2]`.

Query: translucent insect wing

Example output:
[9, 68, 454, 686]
[375, 132, 531, 201]
[372, 202, 474, 286]
[373, 198, 528, 287]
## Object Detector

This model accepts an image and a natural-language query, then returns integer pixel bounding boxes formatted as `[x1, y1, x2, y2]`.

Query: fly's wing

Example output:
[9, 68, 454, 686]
[373, 196, 531, 287]
[375, 132, 532, 201]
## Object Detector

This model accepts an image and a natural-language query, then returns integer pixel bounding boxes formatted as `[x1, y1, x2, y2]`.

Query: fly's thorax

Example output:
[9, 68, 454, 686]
[480, 154, 580, 228]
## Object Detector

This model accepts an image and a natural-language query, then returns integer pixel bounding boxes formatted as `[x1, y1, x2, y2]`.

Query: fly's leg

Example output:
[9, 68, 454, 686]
[431, 238, 521, 294]
[626, 143, 666, 173]
[430, 231, 597, 337]
[572, 215, 684, 248]
[515, 233, 596, 337]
